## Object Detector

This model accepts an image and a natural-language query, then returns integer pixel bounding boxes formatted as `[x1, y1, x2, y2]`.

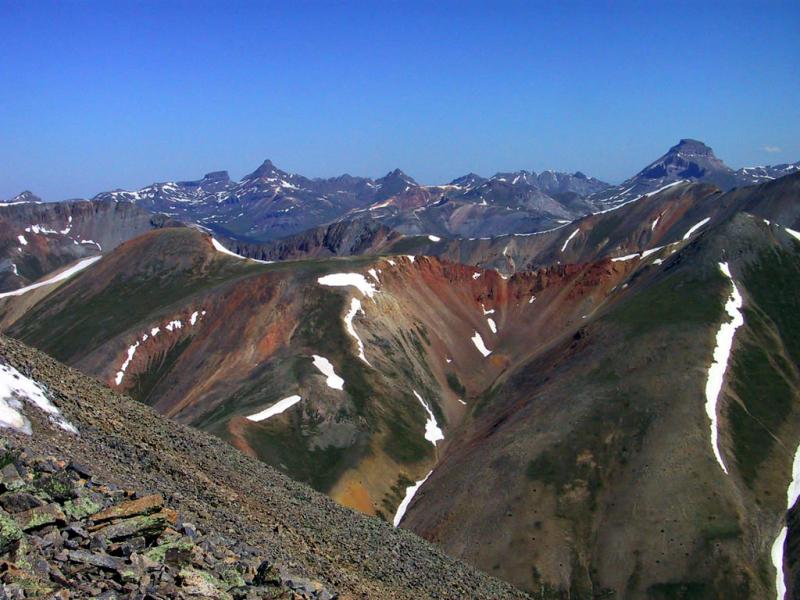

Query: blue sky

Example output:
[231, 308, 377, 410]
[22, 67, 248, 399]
[1, 0, 798, 200]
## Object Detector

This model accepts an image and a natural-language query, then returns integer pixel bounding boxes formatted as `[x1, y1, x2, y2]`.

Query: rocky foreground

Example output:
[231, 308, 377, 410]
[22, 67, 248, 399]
[0, 336, 527, 599]
[0, 440, 332, 598]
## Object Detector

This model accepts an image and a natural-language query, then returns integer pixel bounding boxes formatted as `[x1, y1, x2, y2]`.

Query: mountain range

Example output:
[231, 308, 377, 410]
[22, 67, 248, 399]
[0, 141, 799, 598]
[7, 139, 796, 246]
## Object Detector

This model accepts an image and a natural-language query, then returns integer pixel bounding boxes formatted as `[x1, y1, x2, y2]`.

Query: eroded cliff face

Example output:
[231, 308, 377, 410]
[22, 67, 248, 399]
[0, 198, 179, 292]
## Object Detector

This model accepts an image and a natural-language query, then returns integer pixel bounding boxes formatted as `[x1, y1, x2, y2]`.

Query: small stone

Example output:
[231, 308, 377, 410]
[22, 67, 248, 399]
[65, 523, 89, 539]
[0, 491, 45, 513]
[0, 464, 25, 492]
[180, 522, 198, 540]
[164, 545, 193, 567]
[89, 532, 108, 552]
[178, 567, 231, 599]
[67, 549, 121, 571]
[67, 461, 92, 478]
[39, 529, 63, 550]
[253, 560, 281, 587]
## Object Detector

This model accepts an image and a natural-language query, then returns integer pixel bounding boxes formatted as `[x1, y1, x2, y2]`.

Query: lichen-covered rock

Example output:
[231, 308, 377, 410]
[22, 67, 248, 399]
[93, 508, 177, 540]
[14, 502, 66, 531]
[90, 493, 163, 522]
[0, 508, 23, 552]
[62, 495, 102, 520]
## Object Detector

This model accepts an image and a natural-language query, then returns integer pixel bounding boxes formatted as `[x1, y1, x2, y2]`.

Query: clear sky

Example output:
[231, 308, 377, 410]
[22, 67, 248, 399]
[1, 0, 798, 200]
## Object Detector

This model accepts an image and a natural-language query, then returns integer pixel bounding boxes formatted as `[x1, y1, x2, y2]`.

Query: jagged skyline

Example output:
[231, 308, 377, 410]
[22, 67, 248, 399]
[1, 1, 798, 200]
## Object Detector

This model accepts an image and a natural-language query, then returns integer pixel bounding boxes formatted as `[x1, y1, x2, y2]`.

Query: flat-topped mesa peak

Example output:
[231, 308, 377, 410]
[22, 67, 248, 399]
[201, 170, 230, 183]
[637, 138, 734, 184]
[668, 138, 717, 158]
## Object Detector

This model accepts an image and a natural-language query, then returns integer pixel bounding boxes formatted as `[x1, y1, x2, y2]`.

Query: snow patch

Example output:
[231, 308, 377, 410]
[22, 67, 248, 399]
[412, 390, 444, 445]
[317, 273, 377, 298]
[560, 228, 580, 252]
[344, 298, 371, 366]
[471, 332, 492, 357]
[704, 262, 744, 475]
[0, 256, 101, 299]
[311, 355, 344, 390]
[487, 318, 497, 333]
[246, 395, 302, 422]
[393, 470, 432, 527]
[788, 444, 800, 511]
[17, 235, 27, 246]
[472, 272, 481, 280]
[786, 228, 800, 242]
[641, 246, 665, 259]
[772, 443, 800, 599]
[80, 239, 102, 250]
[645, 180, 686, 197]
[114, 309, 205, 386]
[211, 238, 272, 263]
[683, 217, 711, 240]
[0, 363, 78, 435]
[611, 253, 640, 262]
[114, 342, 140, 386]
[772, 528, 788, 600]
[428, 235, 441, 242]
[165, 320, 182, 332]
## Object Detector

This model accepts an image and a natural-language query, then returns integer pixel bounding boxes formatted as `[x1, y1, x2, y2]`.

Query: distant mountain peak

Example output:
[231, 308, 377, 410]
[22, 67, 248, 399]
[6, 190, 42, 204]
[244, 159, 285, 180]
[378, 169, 417, 186]
[202, 170, 230, 183]
[449, 172, 486, 187]
[668, 139, 716, 157]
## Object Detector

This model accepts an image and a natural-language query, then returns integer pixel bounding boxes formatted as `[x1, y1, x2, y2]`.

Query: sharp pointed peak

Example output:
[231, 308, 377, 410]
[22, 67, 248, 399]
[379, 168, 417, 184]
[244, 159, 286, 180]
